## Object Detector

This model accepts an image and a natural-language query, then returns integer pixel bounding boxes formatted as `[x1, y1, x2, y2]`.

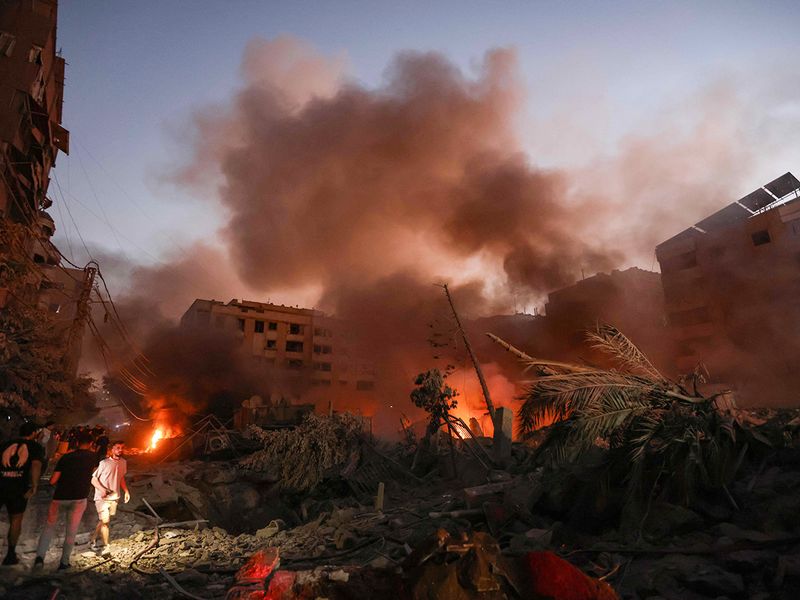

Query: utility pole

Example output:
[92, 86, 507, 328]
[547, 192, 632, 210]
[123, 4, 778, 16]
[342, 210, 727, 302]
[440, 283, 496, 421]
[63, 263, 97, 374]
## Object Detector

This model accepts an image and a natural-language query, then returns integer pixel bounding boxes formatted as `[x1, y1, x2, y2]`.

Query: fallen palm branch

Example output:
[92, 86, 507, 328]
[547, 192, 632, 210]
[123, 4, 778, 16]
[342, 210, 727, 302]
[488, 325, 763, 509]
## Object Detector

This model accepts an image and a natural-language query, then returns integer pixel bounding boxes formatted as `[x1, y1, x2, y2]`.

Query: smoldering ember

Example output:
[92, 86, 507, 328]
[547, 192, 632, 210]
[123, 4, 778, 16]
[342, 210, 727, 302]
[2, 3, 800, 600]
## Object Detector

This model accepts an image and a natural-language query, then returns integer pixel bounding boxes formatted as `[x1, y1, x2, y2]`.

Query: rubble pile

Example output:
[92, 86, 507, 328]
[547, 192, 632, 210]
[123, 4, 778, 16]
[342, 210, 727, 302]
[240, 413, 366, 492]
[4, 404, 800, 598]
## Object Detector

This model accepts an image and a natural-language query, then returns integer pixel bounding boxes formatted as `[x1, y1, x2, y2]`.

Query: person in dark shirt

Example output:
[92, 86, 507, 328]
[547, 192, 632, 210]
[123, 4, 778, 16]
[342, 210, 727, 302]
[94, 427, 109, 460]
[33, 430, 98, 570]
[0, 422, 44, 565]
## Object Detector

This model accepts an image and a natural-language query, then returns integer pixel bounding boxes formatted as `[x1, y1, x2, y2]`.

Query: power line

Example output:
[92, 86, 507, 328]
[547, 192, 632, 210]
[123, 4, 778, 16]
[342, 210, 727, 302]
[51, 188, 75, 261]
[72, 135, 219, 282]
[74, 144, 126, 254]
[52, 172, 94, 261]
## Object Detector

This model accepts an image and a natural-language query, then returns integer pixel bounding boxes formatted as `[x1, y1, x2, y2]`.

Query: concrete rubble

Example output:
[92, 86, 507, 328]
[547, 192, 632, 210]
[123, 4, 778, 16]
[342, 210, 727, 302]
[1, 409, 799, 599]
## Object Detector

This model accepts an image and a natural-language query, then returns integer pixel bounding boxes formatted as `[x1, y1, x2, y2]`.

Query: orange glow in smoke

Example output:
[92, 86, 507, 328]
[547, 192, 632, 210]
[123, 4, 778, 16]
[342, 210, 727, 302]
[149, 428, 164, 451]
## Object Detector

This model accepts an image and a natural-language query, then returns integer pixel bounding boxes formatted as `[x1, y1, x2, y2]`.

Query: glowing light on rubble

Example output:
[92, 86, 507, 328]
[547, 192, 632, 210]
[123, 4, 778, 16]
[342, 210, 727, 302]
[149, 427, 164, 451]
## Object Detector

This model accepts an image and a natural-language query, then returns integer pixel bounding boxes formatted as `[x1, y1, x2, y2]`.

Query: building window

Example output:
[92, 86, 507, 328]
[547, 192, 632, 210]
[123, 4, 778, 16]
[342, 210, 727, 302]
[237, 318, 245, 332]
[266, 339, 277, 350]
[339, 380, 348, 386]
[289, 323, 304, 335]
[312, 379, 332, 386]
[314, 362, 332, 372]
[356, 380, 375, 391]
[268, 322, 278, 331]
[254, 320, 265, 333]
[286, 341, 304, 353]
[751, 230, 771, 246]
[0, 33, 16, 57]
[286, 359, 304, 370]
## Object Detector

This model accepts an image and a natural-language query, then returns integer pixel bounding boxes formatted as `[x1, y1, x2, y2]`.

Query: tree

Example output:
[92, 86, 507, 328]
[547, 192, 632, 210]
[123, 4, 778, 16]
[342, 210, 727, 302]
[495, 324, 765, 511]
[410, 369, 459, 472]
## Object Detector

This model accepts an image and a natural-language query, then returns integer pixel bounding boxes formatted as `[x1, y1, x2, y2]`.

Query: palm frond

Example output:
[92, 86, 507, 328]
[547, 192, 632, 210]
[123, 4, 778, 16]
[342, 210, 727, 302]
[518, 369, 660, 434]
[587, 323, 664, 380]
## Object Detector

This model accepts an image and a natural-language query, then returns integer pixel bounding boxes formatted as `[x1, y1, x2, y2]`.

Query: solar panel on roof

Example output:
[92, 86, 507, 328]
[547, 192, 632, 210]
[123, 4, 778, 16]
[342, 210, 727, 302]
[764, 172, 800, 199]
[694, 202, 751, 232]
[737, 188, 772, 211]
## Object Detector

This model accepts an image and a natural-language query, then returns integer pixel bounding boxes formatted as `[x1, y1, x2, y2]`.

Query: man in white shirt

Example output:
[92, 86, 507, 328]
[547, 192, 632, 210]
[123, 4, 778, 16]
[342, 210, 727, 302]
[90, 441, 130, 556]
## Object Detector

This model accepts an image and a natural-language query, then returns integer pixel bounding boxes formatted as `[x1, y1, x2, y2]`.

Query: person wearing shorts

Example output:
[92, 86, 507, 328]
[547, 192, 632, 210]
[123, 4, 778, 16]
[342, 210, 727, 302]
[0, 422, 44, 565]
[90, 441, 129, 556]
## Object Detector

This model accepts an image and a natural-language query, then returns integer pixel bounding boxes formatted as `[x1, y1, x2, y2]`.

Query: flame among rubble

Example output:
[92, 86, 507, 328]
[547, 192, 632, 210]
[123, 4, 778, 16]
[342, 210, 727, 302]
[147, 424, 179, 452]
[149, 428, 164, 451]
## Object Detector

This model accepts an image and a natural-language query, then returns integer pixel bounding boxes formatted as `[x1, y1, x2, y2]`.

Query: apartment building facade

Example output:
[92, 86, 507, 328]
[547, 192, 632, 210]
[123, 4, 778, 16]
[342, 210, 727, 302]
[543, 267, 671, 368]
[0, 0, 68, 308]
[656, 172, 800, 401]
[181, 298, 377, 400]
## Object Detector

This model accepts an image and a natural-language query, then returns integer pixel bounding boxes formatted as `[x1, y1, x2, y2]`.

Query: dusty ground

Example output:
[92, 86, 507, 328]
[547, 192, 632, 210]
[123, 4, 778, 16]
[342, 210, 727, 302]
[3, 429, 800, 599]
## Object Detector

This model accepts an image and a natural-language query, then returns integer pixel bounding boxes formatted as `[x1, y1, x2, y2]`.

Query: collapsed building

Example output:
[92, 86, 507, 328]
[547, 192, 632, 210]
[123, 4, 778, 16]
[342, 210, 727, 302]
[656, 172, 800, 404]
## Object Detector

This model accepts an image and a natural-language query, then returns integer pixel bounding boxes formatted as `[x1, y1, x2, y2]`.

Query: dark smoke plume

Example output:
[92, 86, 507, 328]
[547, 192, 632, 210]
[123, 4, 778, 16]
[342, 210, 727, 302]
[86, 37, 797, 435]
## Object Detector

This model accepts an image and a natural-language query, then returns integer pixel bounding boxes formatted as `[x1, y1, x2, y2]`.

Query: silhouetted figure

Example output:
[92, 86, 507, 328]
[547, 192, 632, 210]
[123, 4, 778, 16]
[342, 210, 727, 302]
[0, 422, 44, 565]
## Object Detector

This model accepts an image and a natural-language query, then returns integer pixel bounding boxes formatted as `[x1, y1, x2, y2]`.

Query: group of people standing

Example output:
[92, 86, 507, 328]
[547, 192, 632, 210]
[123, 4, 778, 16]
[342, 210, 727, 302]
[0, 422, 129, 570]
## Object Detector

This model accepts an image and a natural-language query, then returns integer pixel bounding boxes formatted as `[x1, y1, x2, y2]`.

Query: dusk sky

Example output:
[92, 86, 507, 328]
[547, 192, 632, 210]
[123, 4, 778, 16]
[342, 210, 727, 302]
[53, 0, 800, 312]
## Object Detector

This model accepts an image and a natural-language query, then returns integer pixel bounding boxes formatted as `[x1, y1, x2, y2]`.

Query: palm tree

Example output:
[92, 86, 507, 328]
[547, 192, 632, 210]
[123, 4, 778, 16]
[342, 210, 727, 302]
[488, 325, 755, 508]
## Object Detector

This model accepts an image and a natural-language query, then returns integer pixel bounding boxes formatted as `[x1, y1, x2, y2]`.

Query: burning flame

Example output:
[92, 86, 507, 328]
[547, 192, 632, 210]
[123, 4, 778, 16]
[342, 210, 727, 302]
[149, 427, 165, 452]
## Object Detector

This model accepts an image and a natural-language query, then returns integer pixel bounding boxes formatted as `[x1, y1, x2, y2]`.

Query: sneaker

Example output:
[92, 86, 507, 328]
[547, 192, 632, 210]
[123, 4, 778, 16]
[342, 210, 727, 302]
[32, 557, 44, 571]
[100, 546, 111, 558]
[57, 562, 70, 571]
[1, 553, 18, 566]
[89, 540, 97, 550]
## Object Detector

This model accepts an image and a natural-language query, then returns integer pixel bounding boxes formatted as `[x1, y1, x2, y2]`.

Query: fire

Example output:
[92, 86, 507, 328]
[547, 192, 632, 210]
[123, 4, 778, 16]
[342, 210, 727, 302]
[149, 427, 164, 451]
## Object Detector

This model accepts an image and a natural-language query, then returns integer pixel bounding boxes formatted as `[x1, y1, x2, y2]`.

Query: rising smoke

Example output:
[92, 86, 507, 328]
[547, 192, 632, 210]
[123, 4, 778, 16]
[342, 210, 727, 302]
[87, 37, 789, 433]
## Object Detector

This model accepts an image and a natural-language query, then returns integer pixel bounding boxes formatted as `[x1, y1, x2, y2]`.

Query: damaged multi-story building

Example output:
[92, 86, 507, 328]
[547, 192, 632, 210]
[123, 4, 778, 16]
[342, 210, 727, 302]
[0, 0, 68, 268]
[656, 172, 800, 403]
[0, 0, 97, 420]
[181, 299, 377, 421]
[542, 267, 670, 366]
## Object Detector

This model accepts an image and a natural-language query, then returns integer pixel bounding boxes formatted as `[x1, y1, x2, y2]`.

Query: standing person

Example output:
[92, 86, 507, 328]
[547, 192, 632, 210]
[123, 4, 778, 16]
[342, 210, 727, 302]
[52, 429, 69, 465]
[36, 422, 54, 451]
[33, 431, 97, 570]
[0, 422, 44, 565]
[94, 427, 109, 461]
[36, 421, 56, 474]
[66, 427, 78, 451]
[90, 441, 129, 556]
